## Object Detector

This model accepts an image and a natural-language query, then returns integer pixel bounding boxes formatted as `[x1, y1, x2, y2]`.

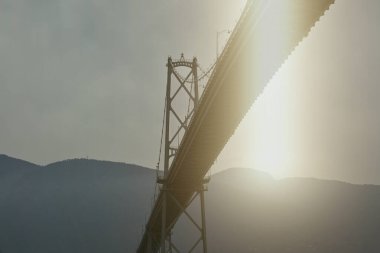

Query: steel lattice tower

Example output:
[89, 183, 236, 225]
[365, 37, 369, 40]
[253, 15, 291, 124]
[154, 54, 208, 253]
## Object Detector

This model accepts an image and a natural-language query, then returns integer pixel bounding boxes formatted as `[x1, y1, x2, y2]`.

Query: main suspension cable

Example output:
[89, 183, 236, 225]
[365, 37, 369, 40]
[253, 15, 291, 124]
[153, 93, 167, 202]
[156, 94, 166, 172]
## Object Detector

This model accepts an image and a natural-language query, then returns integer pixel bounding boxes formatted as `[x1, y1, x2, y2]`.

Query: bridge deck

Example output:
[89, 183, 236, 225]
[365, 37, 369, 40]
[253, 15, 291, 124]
[137, 0, 335, 252]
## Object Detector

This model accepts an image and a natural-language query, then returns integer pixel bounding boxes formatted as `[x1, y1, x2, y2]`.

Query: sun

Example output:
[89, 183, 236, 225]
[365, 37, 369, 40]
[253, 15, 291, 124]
[216, 68, 296, 179]
[248, 71, 296, 178]
[211, 69, 296, 179]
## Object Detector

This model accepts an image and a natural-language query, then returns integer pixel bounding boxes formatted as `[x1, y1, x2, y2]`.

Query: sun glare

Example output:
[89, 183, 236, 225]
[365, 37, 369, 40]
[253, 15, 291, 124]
[212, 68, 295, 179]
[211, 0, 303, 179]
[249, 77, 294, 178]
[245, 1, 297, 178]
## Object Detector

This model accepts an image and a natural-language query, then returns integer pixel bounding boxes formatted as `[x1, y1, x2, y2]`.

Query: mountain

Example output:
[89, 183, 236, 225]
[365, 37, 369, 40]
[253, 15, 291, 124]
[1, 155, 379, 252]
[0, 155, 42, 204]
[203, 168, 380, 253]
[0, 155, 156, 253]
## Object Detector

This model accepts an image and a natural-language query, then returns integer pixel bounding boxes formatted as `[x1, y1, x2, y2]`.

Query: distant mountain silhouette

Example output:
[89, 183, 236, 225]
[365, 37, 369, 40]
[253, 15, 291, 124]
[0, 155, 156, 253]
[0, 155, 379, 252]
[203, 169, 380, 253]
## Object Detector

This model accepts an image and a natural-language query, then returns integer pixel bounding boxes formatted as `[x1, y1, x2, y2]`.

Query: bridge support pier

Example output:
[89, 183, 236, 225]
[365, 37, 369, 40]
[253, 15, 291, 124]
[200, 188, 208, 253]
[158, 181, 209, 253]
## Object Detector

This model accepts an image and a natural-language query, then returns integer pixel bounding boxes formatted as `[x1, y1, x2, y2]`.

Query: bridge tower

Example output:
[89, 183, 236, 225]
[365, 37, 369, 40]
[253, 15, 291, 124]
[153, 54, 208, 253]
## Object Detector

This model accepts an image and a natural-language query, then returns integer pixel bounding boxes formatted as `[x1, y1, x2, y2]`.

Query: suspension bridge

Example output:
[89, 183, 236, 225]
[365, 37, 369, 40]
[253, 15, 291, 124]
[137, 0, 335, 252]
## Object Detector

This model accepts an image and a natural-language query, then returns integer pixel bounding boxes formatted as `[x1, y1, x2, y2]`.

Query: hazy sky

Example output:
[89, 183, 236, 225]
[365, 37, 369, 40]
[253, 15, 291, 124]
[1, 0, 379, 184]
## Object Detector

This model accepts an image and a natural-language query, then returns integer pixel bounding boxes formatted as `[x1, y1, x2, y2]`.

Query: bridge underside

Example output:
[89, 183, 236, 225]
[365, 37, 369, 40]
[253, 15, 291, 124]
[137, 0, 335, 252]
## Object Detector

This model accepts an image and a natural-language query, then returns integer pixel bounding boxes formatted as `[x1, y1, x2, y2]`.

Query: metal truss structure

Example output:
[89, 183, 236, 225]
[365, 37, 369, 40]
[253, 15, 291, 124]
[153, 54, 208, 253]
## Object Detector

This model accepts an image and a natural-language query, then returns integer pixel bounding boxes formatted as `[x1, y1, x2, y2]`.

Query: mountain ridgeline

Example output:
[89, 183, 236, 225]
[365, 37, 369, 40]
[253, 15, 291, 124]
[0, 154, 379, 252]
